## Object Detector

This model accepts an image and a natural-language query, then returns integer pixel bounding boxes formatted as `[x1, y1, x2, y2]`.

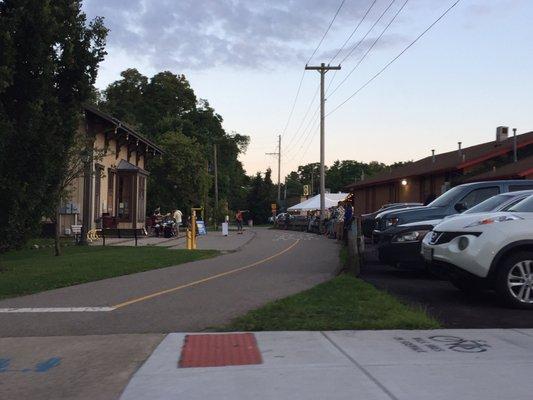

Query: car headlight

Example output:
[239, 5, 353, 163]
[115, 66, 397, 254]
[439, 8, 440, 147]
[464, 215, 523, 228]
[385, 217, 399, 227]
[392, 230, 429, 243]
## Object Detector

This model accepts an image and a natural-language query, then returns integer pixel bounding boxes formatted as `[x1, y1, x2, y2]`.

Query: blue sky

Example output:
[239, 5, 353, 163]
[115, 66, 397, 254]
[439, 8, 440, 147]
[83, 0, 532, 177]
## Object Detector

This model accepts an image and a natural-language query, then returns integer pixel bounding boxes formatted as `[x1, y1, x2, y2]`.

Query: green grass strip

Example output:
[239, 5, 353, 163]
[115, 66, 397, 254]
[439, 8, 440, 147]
[223, 274, 440, 331]
[0, 245, 218, 299]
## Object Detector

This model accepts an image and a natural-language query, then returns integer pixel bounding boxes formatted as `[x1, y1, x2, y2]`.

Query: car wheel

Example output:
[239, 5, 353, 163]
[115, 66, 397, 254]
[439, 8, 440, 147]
[495, 251, 533, 309]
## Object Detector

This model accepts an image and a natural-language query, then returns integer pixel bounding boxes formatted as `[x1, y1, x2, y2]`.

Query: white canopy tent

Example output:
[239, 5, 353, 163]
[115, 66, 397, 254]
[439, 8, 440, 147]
[287, 193, 349, 212]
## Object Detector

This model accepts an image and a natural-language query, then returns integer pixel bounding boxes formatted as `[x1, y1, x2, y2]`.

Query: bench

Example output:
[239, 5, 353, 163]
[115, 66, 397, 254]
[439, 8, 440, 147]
[101, 228, 146, 246]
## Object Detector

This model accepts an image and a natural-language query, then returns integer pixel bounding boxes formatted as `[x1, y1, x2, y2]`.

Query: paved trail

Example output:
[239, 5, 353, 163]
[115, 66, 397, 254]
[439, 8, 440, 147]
[0, 228, 340, 337]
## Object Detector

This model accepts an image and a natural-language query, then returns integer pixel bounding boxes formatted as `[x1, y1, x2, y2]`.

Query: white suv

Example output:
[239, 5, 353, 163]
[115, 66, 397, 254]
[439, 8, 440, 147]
[421, 194, 533, 309]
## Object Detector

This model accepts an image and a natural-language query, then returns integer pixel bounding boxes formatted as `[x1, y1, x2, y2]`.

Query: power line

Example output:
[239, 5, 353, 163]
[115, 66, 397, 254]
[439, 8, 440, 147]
[329, 0, 379, 64]
[328, 0, 409, 98]
[338, 0, 397, 66]
[285, 83, 320, 150]
[280, 0, 347, 141]
[306, 0, 347, 65]
[325, 0, 380, 95]
[327, 0, 463, 117]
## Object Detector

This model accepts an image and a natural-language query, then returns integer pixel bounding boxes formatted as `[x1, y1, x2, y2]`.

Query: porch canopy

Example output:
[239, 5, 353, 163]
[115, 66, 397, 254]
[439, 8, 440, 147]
[288, 193, 349, 212]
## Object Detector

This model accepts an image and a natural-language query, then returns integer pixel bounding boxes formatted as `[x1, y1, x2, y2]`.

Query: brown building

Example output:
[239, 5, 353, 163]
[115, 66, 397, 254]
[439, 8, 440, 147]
[346, 128, 533, 215]
[58, 106, 163, 235]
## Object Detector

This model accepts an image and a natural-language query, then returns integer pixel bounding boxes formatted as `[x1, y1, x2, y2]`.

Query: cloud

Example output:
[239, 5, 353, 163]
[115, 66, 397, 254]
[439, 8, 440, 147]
[82, 0, 402, 71]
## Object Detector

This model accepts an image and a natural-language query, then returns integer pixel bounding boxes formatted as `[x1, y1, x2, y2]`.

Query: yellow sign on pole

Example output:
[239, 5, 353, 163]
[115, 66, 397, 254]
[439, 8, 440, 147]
[303, 185, 309, 196]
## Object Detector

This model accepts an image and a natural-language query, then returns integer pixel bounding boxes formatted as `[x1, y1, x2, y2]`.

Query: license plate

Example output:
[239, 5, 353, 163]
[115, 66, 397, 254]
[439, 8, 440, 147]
[422, 247, 433, 262]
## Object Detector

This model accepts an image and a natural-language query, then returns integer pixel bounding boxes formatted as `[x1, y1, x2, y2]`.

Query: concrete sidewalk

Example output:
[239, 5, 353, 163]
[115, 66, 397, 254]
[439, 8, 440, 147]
[121, 329, 533, 400]
[96, 229, 256, 251]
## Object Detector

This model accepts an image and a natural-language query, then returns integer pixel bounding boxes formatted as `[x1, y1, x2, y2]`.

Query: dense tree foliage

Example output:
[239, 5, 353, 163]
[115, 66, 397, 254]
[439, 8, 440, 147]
[98, 69, 249, 221]
[246, 169, 275, 224]
[0, 0, 107, 252]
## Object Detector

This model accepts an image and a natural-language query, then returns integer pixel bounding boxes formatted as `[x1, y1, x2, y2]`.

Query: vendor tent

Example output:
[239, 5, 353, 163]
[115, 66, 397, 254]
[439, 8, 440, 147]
[288, 193, 349, 212]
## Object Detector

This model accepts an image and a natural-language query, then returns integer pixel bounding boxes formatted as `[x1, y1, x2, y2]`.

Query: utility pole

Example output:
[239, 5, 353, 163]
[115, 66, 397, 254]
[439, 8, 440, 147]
[305, 63, 341, 224]
[213, 144, 219, 227]
[265, 134, 281, 204]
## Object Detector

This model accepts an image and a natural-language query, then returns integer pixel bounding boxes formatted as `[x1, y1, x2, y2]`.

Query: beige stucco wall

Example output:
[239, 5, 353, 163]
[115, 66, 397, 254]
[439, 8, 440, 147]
[59, 131, 150, 235]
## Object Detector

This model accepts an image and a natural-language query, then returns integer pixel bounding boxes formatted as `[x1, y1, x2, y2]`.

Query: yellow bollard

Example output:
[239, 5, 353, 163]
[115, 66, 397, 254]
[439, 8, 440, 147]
[186, 229, 192, 250]
[191, 212, 197, 250]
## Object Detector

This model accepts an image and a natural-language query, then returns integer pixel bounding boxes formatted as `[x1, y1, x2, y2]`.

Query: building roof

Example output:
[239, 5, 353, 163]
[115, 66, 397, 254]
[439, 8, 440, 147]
[84, 105, 164, 155]
[466, 155, 533, 182]
[345, 131, 533, 190]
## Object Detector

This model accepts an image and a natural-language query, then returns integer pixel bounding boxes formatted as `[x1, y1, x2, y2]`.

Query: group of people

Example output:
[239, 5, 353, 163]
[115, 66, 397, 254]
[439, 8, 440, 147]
[151, 207, 183, 237]
[324, 201, 353, 242]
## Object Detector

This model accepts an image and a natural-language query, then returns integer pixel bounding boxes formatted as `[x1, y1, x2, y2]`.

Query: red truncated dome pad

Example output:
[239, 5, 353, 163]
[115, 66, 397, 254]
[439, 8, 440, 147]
[178, 333, 263, 368]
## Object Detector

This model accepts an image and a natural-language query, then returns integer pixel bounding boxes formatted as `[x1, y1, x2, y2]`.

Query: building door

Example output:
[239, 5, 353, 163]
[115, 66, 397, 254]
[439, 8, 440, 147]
[107, 170, 115, 214]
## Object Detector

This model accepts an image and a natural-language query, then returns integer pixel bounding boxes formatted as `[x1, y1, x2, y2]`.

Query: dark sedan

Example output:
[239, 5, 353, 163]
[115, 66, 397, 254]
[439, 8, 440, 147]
[361, 202, 422, 238]
[377, 190, 533, 268]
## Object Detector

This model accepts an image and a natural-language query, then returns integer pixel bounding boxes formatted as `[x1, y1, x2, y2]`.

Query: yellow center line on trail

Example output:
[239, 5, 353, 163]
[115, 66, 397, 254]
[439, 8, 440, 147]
[112, 239, 301, 310]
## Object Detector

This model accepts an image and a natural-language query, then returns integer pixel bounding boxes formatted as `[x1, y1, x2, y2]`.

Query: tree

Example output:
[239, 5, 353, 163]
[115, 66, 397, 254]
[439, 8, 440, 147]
[100, 68, 147, 129]
[245, 168, 274, 224]
[147, 131, 211, 217]
[99, 70, 250, 223]
[0, 0, 107, 252]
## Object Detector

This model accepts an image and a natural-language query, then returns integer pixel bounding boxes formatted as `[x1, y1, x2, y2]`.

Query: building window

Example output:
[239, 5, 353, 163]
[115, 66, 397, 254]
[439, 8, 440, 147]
[117, 174, 133, 221]
[138, 175, 146, 222]
[107, 170, 115, 214]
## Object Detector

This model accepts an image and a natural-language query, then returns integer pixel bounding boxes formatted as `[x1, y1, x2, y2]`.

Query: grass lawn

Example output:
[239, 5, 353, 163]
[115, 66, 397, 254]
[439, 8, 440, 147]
[223, 274, 440, 331]
[0, 243, 218, 300]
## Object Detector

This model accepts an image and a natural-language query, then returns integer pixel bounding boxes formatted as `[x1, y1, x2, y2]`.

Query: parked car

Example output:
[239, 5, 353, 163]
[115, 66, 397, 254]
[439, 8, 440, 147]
[377, 190, 533, 267]
[373, 180, 533, 237]
[421, 194, 533, 308]
[361, 202, 422, 238]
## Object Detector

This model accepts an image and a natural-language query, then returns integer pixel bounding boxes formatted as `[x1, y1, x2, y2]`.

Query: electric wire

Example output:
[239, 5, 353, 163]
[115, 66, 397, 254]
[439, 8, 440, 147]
[328, 0, 407, 98]
[325, 0, 380, 95]
[327, 0, 462, 116]
[280, 0, 347, 141]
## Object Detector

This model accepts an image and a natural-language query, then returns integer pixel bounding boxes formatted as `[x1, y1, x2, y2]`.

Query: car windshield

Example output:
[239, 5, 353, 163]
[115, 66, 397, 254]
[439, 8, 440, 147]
[463, 194, 512, 214]
[507, 195, 533, 212]
[427, 186, 463, 207]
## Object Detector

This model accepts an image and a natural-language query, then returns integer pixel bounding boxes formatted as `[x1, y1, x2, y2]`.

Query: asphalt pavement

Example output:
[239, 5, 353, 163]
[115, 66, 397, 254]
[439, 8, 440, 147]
[361, 244, 533, 328]
[0, 228, 340, 337]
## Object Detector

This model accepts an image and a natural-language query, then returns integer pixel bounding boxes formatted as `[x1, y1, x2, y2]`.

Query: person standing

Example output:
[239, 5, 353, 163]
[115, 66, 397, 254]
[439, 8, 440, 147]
[173, 209, 183, 236]
[343, 201, 354, 243]
[335, 202, 345, 241]
[236, 210, 244, 234]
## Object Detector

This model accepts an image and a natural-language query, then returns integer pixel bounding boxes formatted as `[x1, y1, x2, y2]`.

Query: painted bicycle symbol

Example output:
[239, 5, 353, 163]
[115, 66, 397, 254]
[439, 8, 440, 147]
[428, 335, 490, 353]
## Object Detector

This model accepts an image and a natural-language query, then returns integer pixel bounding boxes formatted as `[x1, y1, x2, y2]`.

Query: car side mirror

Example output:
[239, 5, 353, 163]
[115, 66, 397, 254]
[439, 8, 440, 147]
[454, 202, 467, 213]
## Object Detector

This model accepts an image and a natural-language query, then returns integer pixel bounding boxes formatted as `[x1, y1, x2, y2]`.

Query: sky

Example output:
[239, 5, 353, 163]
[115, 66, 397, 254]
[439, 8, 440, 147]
[83, 0, 533, 179]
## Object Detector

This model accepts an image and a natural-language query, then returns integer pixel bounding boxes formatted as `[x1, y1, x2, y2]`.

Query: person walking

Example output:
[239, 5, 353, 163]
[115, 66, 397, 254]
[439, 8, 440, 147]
[235, 210, 244, 234]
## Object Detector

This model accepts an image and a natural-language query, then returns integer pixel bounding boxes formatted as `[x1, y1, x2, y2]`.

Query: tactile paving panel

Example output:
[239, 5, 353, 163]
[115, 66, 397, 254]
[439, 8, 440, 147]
[179, 333, 262, 368]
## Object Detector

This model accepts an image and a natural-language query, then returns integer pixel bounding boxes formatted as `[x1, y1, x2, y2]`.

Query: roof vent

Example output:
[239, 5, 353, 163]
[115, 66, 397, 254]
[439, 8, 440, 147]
[431, 149, 436, 163]
[496, 126, 509, 142]
[458, 142, 462, 159]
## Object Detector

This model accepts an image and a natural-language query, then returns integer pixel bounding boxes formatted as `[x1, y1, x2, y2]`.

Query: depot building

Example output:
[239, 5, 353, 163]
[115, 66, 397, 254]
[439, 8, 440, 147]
[58, 106, 163, 235]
